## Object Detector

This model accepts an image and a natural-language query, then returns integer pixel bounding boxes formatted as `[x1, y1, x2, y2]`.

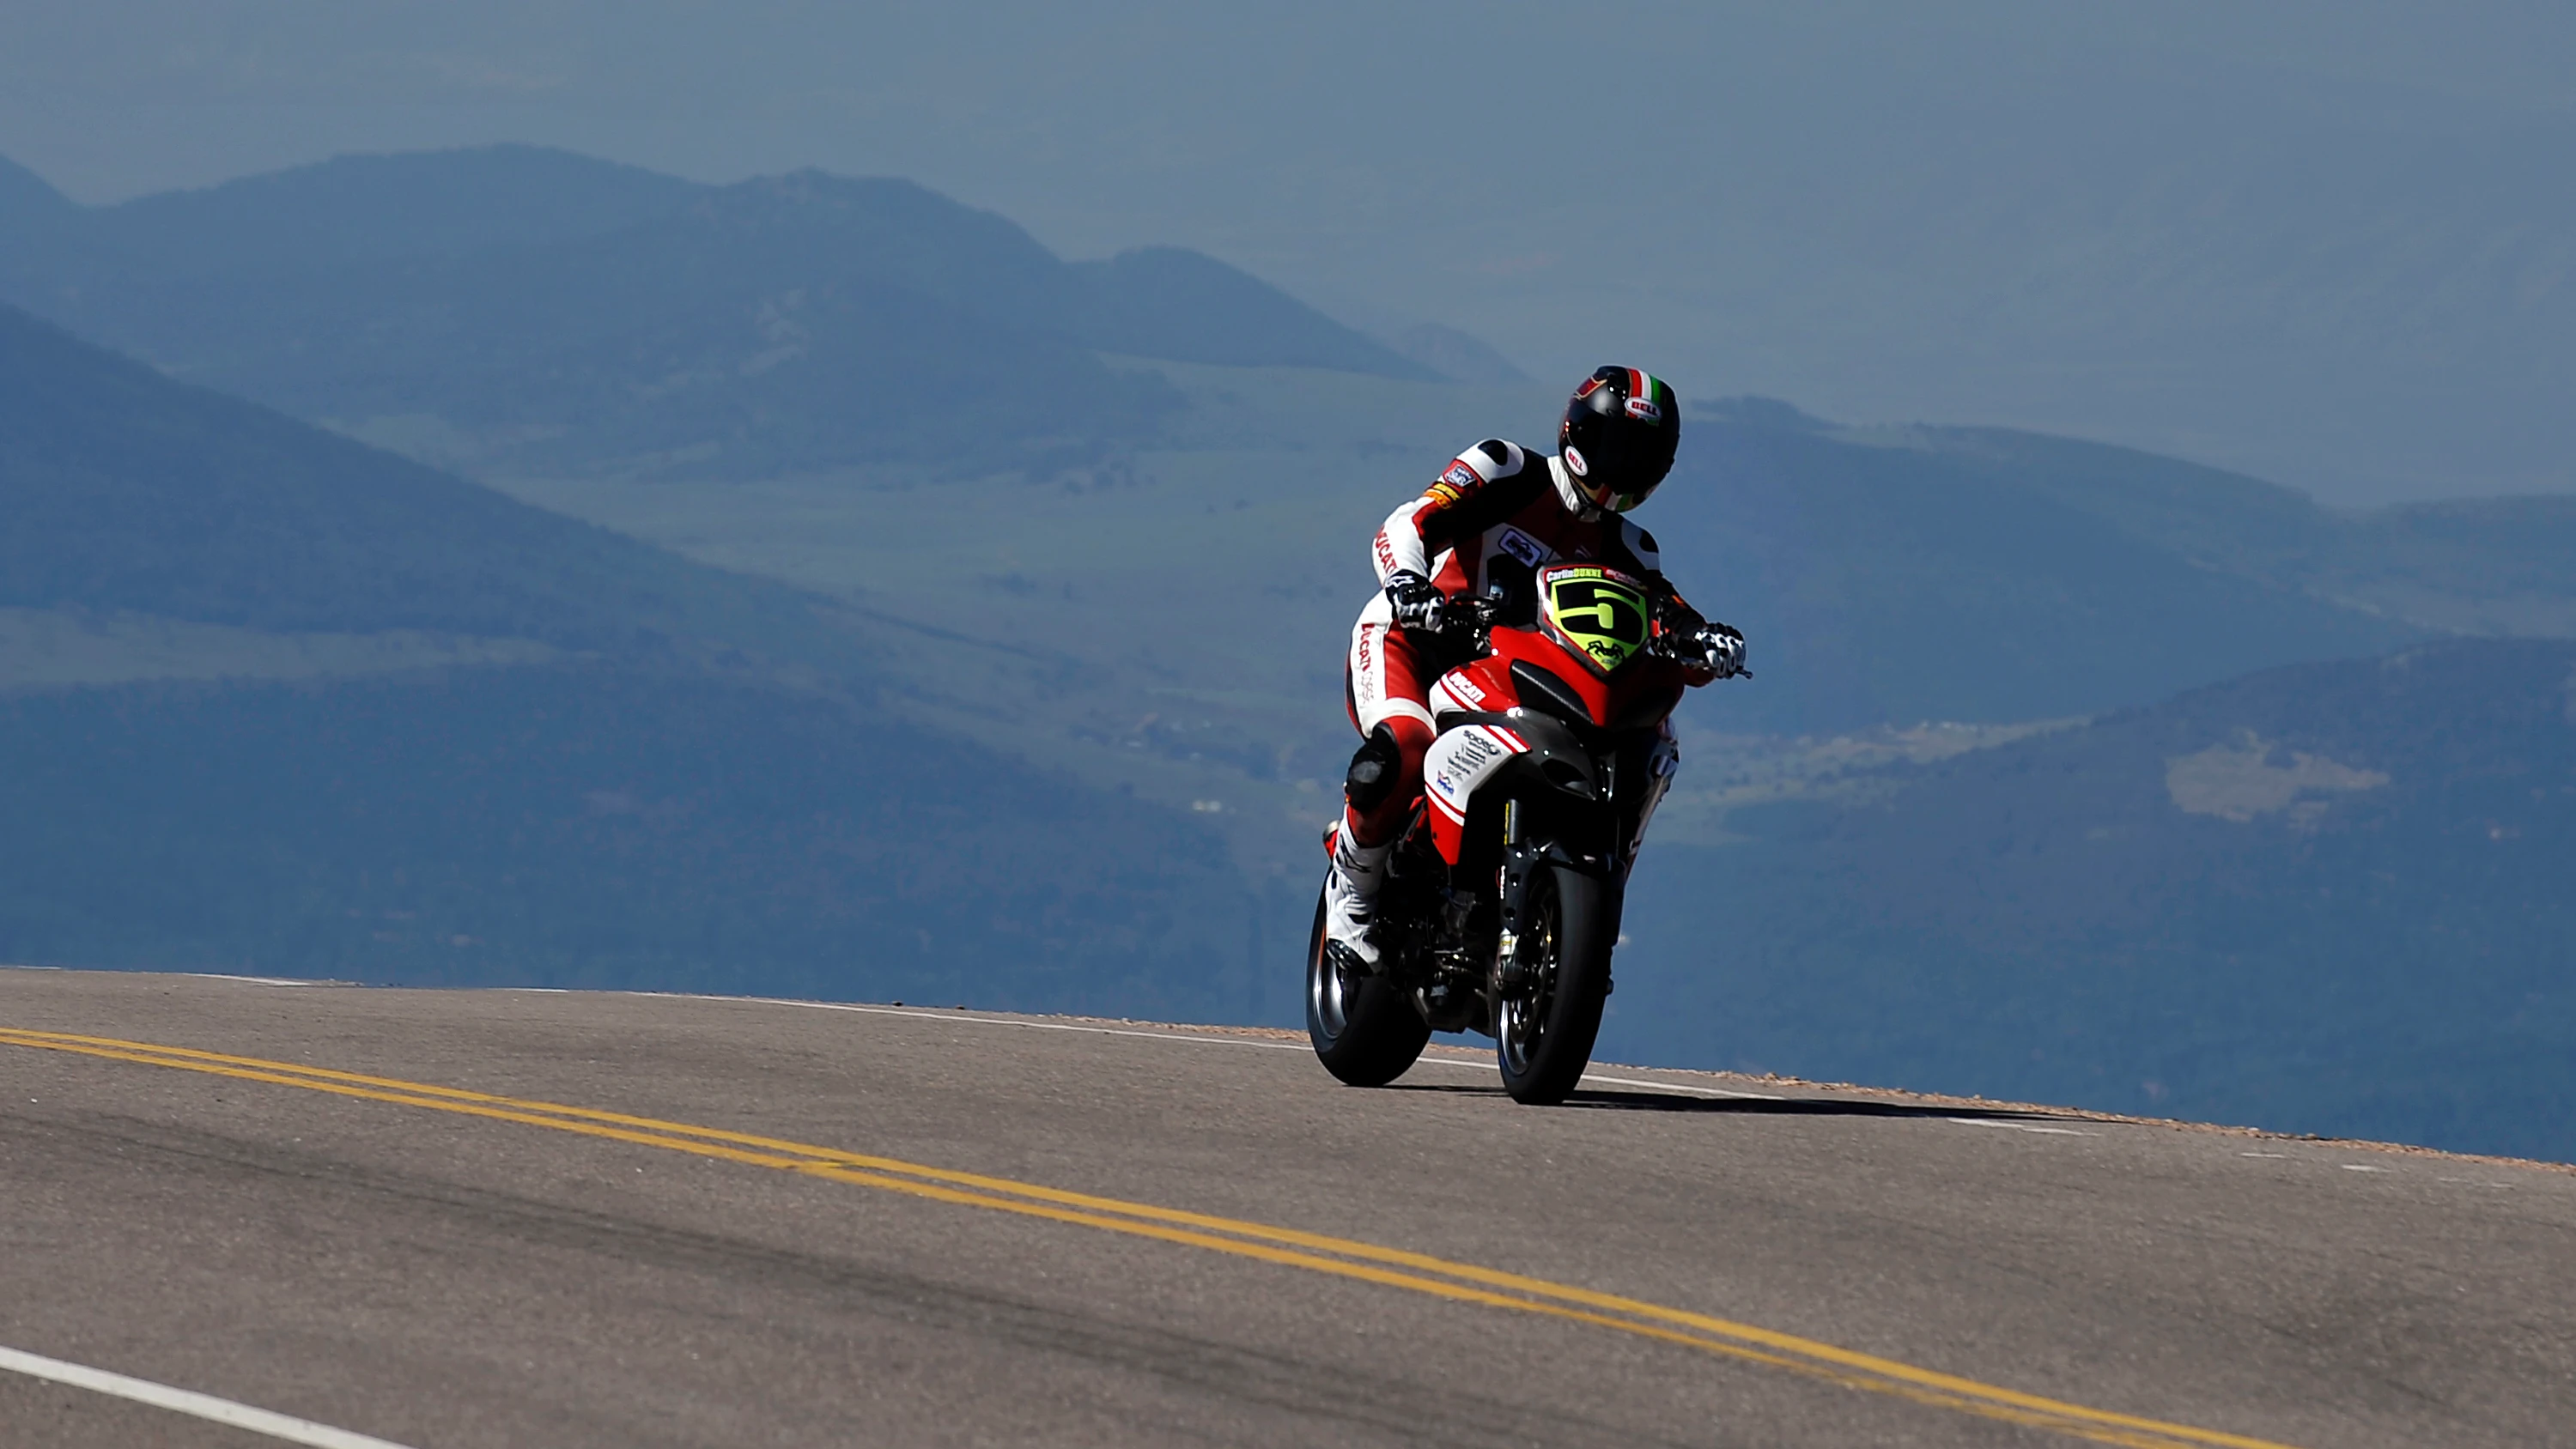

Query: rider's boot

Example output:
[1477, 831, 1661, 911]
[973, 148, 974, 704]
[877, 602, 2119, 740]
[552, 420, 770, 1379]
[1322, 813, 1393, 974]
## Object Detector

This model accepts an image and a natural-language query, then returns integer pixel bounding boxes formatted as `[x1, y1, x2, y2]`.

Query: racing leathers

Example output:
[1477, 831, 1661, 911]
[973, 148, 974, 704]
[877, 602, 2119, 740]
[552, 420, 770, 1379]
[1325, 438, 1736, 968]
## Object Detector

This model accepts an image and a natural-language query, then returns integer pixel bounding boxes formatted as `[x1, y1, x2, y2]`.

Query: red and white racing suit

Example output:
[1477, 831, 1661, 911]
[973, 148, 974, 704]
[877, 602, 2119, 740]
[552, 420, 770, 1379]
[1341, 437, 1689, 849]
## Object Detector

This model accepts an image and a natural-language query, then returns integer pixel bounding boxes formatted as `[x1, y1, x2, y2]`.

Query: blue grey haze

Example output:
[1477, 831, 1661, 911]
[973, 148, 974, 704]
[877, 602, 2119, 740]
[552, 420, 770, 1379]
[5, 1, 2573, 502]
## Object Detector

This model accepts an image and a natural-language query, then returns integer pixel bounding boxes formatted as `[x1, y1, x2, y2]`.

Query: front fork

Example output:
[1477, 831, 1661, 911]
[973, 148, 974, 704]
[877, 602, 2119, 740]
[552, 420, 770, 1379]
[1493, 736, 1672, 996]
[1494, 796, 1595, 996]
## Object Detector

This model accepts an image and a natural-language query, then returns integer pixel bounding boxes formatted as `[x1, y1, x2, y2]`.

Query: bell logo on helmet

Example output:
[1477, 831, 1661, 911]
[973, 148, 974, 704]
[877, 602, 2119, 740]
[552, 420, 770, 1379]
[1625, 395, 1663, 424]
[1564, 446, 1589, 476]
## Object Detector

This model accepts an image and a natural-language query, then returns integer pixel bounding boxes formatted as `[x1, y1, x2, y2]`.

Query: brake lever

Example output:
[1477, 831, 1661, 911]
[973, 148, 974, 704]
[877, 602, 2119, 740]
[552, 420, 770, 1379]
[1444, 596, 1504, 648]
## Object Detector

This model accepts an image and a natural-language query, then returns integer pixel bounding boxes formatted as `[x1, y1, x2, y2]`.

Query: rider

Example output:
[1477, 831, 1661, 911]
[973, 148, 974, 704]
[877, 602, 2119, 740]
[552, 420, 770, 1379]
[1323, 366, 1745, 972]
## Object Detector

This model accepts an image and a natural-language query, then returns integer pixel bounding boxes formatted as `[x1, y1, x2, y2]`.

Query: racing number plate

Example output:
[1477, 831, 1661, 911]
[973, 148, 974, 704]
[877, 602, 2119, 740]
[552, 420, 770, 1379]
[1540, 566, 1651, 674]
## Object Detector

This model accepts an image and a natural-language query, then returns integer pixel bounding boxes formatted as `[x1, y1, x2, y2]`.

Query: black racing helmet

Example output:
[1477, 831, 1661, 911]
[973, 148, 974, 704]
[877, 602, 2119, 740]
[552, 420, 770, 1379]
[1558, 366, 1680, 512]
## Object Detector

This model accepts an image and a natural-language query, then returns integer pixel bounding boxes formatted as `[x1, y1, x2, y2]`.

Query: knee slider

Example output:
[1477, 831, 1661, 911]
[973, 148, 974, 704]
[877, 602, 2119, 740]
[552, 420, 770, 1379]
[1344, 726, 1402, 813]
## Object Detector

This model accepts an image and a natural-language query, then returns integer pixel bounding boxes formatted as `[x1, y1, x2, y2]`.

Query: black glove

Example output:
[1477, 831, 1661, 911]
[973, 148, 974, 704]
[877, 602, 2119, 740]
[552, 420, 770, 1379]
[1656, 593, 1708, 638]
[1692, 621, 1747, 677]
[1384, 571, 1448, 635]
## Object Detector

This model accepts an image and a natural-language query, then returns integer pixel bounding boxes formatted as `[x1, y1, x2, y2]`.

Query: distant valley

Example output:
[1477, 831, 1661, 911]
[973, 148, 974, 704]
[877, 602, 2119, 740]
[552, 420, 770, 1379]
[1613, 640, 2576, 1162]
[3, 145, 2573, 1155]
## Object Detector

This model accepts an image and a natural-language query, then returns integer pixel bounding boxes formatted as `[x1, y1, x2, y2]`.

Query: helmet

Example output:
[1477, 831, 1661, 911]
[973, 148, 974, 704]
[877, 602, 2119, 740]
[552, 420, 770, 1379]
[1558, 366, 1680, 512]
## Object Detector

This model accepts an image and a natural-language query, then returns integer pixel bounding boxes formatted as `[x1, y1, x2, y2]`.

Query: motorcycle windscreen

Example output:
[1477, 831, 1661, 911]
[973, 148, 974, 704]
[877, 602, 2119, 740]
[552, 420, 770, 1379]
[1536, 564, 1652, 676]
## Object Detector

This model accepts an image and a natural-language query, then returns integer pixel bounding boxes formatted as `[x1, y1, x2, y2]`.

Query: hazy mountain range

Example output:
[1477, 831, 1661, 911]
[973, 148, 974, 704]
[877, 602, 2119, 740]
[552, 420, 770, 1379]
[10, 5, 2573, 504]
[3, 145, 2570, 1157]
[0, 146, 1433, 478]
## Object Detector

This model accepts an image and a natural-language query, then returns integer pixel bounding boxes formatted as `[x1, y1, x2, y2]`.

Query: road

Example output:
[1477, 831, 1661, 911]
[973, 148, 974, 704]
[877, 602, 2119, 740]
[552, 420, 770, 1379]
[3, 967, 2571, 1448]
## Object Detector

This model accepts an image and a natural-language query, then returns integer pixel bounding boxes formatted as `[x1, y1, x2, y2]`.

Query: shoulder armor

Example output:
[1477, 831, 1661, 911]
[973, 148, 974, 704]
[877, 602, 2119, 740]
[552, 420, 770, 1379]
[1620, 518, 1662, 571]
[1425, 439, 1534, 506]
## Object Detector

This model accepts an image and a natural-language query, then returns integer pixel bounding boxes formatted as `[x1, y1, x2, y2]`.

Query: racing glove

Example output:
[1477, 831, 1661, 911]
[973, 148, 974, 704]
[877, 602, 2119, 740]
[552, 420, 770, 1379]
[1383, 570, 1448, 635]
[1692, 621, 1748, 678]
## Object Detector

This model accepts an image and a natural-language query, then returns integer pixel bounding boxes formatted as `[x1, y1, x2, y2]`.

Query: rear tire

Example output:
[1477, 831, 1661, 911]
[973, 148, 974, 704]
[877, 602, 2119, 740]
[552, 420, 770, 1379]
[1305, 879, 1431, 1087]
[1496, 864, 1613, 1105]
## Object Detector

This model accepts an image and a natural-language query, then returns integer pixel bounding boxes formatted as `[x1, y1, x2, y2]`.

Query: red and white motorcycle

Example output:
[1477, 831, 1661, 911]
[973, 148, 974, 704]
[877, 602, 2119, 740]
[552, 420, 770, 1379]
[1307, 561, 1741, 1103]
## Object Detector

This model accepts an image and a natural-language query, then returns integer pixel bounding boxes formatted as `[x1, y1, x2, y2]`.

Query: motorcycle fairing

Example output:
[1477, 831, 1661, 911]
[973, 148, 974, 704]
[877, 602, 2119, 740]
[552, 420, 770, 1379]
[1421, 721, 1528, 861]
[1418, 706, 1619, 869]
[1441, 627, 1672, 733]
[1412, 556, 1700, 868]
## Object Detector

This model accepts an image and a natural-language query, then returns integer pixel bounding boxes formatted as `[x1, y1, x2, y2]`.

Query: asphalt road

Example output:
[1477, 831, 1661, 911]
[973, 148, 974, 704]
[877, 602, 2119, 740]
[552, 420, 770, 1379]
[3, 969, 2572, 1448]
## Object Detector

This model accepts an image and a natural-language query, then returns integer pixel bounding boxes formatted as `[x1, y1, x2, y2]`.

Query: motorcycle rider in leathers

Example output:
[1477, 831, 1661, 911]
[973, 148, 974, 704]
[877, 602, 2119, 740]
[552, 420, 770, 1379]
[1323, 366, 1746, 973]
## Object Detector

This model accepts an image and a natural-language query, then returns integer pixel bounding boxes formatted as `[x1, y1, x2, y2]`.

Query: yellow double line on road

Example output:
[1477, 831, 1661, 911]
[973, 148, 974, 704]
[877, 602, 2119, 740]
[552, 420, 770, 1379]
[2, 1026, 2302, 1449]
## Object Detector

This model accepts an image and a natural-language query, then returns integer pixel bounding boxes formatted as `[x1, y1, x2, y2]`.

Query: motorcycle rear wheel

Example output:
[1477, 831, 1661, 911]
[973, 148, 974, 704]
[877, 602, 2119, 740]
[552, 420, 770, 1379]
[1497, 864, 1613, 1105]
[1304, 878, 1431, 1087]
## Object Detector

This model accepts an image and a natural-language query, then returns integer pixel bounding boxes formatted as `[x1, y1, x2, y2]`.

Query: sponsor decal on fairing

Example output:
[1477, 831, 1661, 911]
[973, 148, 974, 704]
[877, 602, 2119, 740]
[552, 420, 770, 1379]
[1423, 723, 1528, 822]
[1432, 670, 1487, 716]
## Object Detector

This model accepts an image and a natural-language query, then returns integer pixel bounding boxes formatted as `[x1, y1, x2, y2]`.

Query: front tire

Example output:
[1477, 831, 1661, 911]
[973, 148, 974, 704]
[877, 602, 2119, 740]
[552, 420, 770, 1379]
[1497, 864, 1613, 1105]
[1305, 879, 1431, 1087]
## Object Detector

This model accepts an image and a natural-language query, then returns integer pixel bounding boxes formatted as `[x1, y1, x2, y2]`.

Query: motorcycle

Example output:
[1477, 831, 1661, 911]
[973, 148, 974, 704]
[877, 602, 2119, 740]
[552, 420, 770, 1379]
[1306, 560, 1741, 1104]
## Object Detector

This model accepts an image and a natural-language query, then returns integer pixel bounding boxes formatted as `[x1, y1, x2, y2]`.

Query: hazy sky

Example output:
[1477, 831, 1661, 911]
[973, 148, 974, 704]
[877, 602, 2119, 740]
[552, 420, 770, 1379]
[7, 3, 2573, 501]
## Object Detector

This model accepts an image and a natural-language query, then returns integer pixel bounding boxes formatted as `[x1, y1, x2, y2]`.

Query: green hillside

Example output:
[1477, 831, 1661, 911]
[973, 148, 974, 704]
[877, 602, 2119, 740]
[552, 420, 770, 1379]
[0, 665, 1261, 1017]
[1606, 638, 2576, 1161]
[0, 300, 1268, 1015]
[1836, 421, 2576, 637]
[0, 303, 869, 665]
[488, 363, 2484, 889]
[1642, 409, 2415, 730]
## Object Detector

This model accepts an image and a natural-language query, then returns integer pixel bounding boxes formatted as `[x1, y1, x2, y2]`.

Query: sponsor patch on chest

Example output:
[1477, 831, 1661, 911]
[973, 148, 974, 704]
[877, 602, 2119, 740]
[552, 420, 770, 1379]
[1492, 526, 1551, 569]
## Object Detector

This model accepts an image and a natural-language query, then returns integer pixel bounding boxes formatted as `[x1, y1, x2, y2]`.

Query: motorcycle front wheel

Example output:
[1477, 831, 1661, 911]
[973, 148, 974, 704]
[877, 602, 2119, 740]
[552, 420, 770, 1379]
[1497, 864, 1613, 1105]
[1304, 877, 1431, 1087]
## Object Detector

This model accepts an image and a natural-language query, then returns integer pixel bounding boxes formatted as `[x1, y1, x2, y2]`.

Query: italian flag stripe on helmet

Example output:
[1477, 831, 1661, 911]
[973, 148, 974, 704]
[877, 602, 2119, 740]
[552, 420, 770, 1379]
[1627, 367, 1648, 400]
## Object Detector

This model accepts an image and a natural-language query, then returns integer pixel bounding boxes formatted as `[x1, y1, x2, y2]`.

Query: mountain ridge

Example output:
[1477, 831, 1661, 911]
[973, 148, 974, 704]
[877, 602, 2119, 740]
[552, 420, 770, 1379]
[0, 147, 1453, 480]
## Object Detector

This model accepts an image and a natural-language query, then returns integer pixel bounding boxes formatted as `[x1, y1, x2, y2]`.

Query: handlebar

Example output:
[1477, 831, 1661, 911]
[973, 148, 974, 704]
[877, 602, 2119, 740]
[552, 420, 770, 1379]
[1446, 591, 1747, 678]
[1646, 632, 1751, 677]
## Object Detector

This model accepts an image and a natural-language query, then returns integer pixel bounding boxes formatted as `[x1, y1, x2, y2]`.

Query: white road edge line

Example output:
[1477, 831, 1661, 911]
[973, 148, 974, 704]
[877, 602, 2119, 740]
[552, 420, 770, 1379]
[1950, 1117, 2093, 1137]
[619, 991, 1784, 1100]
[0, 1345, 417, 1449]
